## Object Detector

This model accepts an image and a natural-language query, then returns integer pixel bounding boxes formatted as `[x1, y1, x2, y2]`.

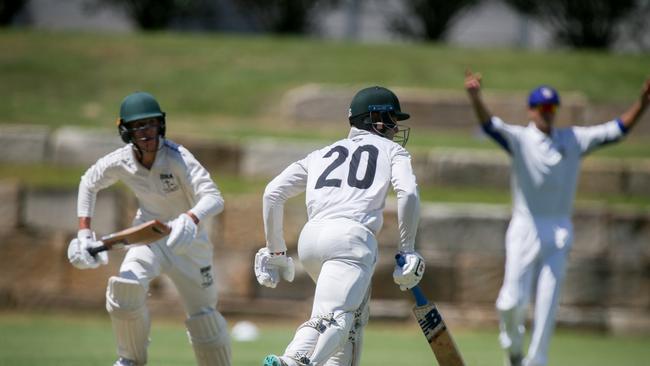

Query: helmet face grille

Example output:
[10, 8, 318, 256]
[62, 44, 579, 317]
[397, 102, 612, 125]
[356, 109, 411, 147]
[118, 117, 166, 144]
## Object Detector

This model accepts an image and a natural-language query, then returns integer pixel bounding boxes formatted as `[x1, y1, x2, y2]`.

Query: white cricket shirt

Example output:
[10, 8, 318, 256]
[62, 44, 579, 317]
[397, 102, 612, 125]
[78, 139, 224, 225]
[263, 127, 420, 253]
[485, 117, 625, 219]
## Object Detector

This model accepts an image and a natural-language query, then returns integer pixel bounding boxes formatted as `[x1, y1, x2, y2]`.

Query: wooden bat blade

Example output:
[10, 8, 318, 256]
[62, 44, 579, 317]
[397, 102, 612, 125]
[413, 303, 465, 366]
[395, 253, 465, 366]
[87, 220, 171, 257]
[101, 220, 171, 248]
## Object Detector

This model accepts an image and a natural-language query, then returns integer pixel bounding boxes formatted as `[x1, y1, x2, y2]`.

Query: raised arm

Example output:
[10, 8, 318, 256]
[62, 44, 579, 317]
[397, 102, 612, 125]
[619, 77, 650, 131]
[465, 68, 492, 125]
[465, 69, 517, 153]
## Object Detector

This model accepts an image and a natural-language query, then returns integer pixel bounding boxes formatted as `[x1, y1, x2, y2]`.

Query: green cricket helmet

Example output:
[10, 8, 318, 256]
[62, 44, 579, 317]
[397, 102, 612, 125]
[117, 91, 166, 143]
[348, 86, 410, 123]
[348, 86, 411, 146]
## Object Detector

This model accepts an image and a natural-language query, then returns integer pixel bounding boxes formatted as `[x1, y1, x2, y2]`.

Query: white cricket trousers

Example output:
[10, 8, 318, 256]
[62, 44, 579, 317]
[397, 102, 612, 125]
[286, 218, 377, 365]
[119, 240, 218, 315]
[496, 215, 573, 366]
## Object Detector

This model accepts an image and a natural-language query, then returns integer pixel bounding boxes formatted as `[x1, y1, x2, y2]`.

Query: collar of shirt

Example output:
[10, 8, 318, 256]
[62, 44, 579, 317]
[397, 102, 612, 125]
[129, 138, 167, 172]
[348, 127, 372, 139]
[527, 122, 558, 142]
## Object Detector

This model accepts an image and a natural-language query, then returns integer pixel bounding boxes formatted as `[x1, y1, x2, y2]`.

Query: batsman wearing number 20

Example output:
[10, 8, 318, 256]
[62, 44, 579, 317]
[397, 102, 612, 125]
[465, 71, 650, 366]
[66, 92, 231, 366]
[255, 86, 426, 366]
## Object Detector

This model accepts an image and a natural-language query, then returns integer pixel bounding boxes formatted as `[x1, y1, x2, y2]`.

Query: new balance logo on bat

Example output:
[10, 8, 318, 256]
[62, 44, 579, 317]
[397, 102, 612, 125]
[418, 307, 446, 342]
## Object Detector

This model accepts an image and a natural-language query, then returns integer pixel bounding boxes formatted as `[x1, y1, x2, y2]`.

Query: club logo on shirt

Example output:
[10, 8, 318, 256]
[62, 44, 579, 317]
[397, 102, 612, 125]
[159, 173, 179, 193]
[122, 158, 135, 170]
[200, 266, 214, 288]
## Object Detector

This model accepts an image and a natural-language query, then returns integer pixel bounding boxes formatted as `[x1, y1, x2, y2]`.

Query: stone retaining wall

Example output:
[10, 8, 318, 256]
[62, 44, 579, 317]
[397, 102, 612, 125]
[2, 125, 650, 197]
[282, 85, 650, 134]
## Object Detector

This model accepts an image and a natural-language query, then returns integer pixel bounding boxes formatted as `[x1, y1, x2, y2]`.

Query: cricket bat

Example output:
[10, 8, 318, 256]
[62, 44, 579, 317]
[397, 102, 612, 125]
[396, 254, 465, 366]
[87, 220, 171, 257]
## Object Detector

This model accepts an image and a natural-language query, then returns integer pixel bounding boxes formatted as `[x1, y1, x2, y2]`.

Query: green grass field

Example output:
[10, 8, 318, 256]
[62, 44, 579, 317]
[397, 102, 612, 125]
[0, 311, 648, 366]
[1, 30, 649, 125]
[2, 30, 650, 157]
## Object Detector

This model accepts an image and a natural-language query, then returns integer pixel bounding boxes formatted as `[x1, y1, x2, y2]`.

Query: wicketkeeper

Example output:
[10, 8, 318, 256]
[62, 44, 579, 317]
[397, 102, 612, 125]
[465, 70, 650, 366]
[66, 92, 231, 366]
[254, 86, 426, 366]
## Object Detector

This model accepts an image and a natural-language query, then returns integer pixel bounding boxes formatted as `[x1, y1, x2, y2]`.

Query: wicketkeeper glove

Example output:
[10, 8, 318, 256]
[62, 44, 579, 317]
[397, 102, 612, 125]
[254, 247, 295, 288]
[393, 251, 425, 291]
[67, 229, 108, 270]
[166, 213, 198, 255]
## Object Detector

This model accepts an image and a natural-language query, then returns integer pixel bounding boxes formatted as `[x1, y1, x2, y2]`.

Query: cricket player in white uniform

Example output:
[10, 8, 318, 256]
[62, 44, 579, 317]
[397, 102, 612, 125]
[254, 86, 426, 366]
[465, 70, 650, 366]
[66, 92, 231, 366]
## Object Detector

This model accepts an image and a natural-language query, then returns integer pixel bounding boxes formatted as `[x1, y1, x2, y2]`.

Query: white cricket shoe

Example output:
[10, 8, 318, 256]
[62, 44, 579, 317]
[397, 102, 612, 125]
[113, 357, 138, 366]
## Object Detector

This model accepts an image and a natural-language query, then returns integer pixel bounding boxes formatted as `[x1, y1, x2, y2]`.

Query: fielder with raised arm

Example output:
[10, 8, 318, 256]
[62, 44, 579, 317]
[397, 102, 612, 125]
[465, 70, 650, 366]
[254, 86, 425, 366]
[66, 92, 231, 366]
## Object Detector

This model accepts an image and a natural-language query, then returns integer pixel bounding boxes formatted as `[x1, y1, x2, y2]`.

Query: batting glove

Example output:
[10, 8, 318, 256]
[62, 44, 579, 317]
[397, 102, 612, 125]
[67, 229, 108, 270]
[254, 247, 295, 288]
[393, 251, 425, 291]
[166, 213, 198, 255]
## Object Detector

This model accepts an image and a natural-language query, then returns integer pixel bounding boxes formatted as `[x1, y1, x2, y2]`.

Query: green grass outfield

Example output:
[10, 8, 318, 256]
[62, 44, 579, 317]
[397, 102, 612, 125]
[2, 30, 650, 157]
[2, 30, 649, 126]
[2, 31, 649, 136]
[0, 311, 648, 366]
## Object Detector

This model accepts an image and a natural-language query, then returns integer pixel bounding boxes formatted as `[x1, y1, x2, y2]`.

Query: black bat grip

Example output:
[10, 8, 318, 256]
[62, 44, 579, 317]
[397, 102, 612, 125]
[87, 245, 108, 257]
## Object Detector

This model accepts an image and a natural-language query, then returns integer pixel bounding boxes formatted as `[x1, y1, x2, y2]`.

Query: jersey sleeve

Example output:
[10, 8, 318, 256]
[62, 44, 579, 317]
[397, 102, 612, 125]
[571, 119, 626, 156]
[77, 155, 120, 218]
[390, 146, 420, 253]
[178, 146, 224, 221]
[263, 158, 309, 253]
[482, 116, 521, 154]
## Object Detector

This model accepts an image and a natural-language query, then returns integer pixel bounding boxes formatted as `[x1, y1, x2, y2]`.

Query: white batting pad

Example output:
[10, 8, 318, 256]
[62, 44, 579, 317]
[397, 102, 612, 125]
[308, 311, 354, 366]
[106, 276, 150, 364]
[186, 309, 232, 366]
[323, 295, 370, 366]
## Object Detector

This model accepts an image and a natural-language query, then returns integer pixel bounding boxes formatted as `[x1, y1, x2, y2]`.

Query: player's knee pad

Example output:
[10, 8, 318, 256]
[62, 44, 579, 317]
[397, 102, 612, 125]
[300, 311, 353, 339]
[106, 276, 147, 318]
[298, 311, 354, 347]
[105, 276, 150, 364]
[303, 310, 355, 365]
[186, 309, 231, 366]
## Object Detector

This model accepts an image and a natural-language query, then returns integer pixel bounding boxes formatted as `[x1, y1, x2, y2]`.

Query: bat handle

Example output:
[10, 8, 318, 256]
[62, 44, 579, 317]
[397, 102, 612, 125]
[87, 245, 108, 257]
[395, 253, 429, 307]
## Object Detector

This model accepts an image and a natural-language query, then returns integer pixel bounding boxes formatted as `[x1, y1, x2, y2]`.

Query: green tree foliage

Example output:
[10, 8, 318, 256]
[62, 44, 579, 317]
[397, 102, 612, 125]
[504, 0, 638, 49]
[234, 0, 338, 34]
[391, 0, 479, 41]
[93, 0, 215, 30]
[0, 0, 28, 25]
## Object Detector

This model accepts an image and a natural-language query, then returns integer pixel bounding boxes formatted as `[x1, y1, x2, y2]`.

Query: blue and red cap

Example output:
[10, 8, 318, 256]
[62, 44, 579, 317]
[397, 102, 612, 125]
[528, 86, 560, 108]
